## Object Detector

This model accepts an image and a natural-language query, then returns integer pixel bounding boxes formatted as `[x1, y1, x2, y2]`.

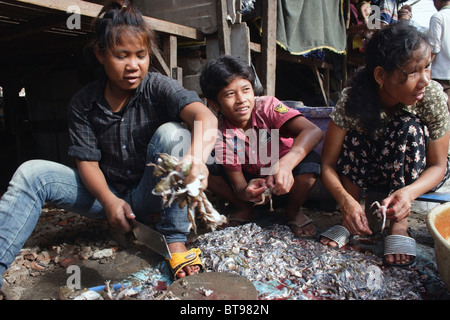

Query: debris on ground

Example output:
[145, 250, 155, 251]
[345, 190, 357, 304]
[1, 202, 449, 300]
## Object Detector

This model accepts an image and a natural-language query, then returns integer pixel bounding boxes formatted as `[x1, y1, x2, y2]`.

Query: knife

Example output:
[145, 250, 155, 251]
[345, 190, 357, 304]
[129, 219, 172, 259]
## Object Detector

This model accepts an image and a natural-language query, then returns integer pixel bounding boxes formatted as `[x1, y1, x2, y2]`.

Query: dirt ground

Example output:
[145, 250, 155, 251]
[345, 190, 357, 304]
[1, 189, 448, 300]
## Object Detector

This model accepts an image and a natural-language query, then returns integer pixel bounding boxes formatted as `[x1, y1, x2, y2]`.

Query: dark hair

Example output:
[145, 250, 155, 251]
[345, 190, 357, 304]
[200, 55, 256, 102]
[399, 4, 412, 12]
[345, 23, 430, 136]
[398, 5, 412, 19]
[92, 0, 155, 55]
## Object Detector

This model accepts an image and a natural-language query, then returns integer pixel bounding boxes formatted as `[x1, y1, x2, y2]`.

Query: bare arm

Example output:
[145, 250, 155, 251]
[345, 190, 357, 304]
[383, 131, 450, 221]
[226, 170, 267, 203]
[179, 101, 218, 186]
[268, 115, 323, 195]
[75, 160, 135, 232]
[320, 121, 372, 235]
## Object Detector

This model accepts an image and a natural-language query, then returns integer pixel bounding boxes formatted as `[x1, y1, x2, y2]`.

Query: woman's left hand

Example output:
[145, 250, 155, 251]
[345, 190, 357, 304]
[382, 189, 412, 222]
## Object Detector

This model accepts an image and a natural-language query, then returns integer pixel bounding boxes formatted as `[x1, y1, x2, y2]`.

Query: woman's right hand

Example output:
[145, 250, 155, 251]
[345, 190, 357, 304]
[340, 197, 372, 236]
[103, 196, 135, 233]
[76, 160, 135, 233]
[320, 122, 372, 236]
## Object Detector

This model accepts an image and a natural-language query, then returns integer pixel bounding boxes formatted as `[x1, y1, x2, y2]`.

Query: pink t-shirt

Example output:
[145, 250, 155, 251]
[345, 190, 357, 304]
[215, 96, 302, 176]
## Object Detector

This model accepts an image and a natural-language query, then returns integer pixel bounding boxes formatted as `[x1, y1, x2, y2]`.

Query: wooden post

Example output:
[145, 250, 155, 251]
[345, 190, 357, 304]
[162, 35, 182, 83]
[216, 0, 231, 55]
[261, 0, 277, 96]
[163, 35, 178, 72]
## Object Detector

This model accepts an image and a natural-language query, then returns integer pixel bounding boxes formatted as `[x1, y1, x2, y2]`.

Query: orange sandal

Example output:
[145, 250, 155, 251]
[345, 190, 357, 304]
[166, 248, 203, 279]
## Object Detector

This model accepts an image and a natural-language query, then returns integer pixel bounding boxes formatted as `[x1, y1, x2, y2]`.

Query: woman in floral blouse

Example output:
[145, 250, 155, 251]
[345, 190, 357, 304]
[320, 23, 450, 267]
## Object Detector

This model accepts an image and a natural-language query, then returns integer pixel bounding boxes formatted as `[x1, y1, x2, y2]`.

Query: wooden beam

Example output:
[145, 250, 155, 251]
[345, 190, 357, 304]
[216, 0, 231, 55]
[261, 0, 277, 96]
[312, 65, 329, 106]
[277, 50, 333, 106]
[277, 49, 334, 70]
[162, 35, 183, 83]
[162, 35, 177, 72]
[143, 16, 203, 41]
[151, 44, 170, 77]
[250, 41, 261, 53]
[15, 0, 204, 40]
[0, 14, 67, 42]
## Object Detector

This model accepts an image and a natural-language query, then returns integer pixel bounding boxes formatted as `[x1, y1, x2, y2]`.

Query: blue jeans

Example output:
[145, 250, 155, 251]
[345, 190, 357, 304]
[0, 122, 191, 287]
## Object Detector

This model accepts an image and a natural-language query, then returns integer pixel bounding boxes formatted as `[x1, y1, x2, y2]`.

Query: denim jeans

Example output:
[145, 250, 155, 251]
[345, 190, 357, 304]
[0, 122, 192, 287]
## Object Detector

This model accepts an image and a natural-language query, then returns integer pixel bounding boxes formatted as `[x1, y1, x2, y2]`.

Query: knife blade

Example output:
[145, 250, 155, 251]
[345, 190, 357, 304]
[129, 219, 172, 259]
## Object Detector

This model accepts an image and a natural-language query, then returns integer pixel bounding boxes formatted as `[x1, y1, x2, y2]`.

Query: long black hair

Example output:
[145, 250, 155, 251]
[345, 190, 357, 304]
[345, 23, 430, 137]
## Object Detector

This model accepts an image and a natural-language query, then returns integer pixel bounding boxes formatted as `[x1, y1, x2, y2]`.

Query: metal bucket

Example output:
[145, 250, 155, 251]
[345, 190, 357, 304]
[426, 202, 450, 291]
[282, 101, 333, 155]
[282, 101, 335, 206]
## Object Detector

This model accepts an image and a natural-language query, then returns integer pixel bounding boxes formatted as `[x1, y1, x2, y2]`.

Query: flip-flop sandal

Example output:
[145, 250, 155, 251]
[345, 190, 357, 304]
[288, 216, 317, 238]
[166, 248, 203, 279]
[320, 225, 350, 248]
[383, 234, 416, 267]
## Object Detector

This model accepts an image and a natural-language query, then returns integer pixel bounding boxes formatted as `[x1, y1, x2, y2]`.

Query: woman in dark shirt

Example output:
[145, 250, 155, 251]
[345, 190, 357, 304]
[0, 0, 217, 285]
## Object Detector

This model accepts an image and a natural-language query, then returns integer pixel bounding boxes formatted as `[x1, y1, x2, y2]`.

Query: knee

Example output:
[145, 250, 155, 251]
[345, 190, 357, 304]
[295, 173, 317, 189]
[13, 160, 47, 181]
[11, 160, 64, 188]
[148, 122, 191, 159]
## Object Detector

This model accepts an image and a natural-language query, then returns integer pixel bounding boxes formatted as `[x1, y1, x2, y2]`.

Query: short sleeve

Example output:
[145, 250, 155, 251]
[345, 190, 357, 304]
[415, 80, 450, 140]
[67, 93, 102, 161]
[329, 87, 363, 132]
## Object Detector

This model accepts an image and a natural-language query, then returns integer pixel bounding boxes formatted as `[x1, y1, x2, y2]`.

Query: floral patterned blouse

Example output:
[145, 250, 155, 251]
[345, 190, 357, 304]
[330, 80, 450, 140]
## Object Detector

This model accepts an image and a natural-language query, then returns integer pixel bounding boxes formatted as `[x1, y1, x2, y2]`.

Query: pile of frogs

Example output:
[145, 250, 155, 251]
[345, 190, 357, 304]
[192, 223, 445, 300]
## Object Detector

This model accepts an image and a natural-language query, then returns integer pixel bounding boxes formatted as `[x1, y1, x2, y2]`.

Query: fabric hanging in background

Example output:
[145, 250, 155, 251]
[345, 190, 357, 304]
[276, 0, 347, 55]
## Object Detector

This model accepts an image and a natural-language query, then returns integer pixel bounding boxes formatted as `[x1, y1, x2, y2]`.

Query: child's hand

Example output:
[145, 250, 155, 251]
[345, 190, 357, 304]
[266, 166, 294, 195]
[245, 178, 268, 202]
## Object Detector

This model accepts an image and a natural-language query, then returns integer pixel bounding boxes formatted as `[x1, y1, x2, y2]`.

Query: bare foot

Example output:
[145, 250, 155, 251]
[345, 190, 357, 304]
[320, 236, 339, 247]
[287, 211, 316, 237]
[226, 205, 254, 227]
[168, 242, 201, 279]
[384, 220, 413, 266]
[319, 225, 347, 248]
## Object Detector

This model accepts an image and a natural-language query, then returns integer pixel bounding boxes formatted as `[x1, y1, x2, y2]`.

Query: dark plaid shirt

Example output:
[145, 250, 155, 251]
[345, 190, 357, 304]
[67, 72, 202, 193]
